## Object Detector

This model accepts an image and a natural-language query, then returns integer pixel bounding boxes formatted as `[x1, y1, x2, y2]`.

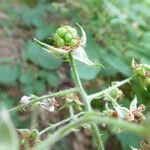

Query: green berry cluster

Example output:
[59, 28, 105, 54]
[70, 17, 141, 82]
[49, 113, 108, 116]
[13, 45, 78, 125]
[53, 26, 79, 49]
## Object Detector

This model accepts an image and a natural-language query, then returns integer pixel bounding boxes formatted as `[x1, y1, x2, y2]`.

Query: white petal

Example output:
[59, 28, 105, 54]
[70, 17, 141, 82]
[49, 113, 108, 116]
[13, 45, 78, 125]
[72, 47, 96, 66]
[130, 96, 137, 110]
[130, 146, 139, 150]
[115, 106, 129, 119]
[33, 38, 67, 55]
[76, 23, 86, 47]
[49, 106, 55, 112]
[20, 96, 30, 104]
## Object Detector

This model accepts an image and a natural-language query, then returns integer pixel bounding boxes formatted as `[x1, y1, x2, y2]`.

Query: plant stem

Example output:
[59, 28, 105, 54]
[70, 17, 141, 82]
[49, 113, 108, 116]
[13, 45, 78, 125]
[68, 52, 104, 150]
[39, 112, 83, 136]
[69, 105, 75, 119]
[8, 88, 78, 113]
[34, 112, 150, 150]
[88, 76, 134, 101]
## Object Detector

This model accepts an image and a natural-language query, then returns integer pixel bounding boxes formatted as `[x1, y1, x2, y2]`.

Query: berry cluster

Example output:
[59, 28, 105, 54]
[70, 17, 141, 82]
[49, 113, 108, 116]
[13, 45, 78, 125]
[53, 26, 79, 49]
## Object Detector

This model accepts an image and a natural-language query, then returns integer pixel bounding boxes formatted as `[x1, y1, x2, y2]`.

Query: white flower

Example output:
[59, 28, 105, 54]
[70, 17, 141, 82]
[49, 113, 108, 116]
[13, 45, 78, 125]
[20, 96, 31, 104]
[40, 98, 57, 112]
[34, 24, 102, 67]
[130, 97, 137, 110]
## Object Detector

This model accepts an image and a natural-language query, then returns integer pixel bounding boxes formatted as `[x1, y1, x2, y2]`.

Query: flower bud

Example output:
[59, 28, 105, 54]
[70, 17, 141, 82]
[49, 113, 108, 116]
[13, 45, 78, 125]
[20, 96, 30, 104]
[31, 129, 39, 138]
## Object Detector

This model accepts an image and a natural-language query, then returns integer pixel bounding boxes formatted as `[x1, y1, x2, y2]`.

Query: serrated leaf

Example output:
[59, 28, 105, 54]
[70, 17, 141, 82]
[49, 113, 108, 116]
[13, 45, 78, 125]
[20, 72, 35, 85]
[25, 41, 62, 70]
[0, 65, 19, 85]
[34, 80, 46, 94]
[46, 73, 60, 88]
[117, 132, 142, 150]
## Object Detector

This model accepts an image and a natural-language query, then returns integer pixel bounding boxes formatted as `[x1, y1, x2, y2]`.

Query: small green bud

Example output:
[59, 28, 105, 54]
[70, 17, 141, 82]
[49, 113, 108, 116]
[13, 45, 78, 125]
[69, 39, 78, 48]
[57, 38, 65, 47]
[56, 27, 67, 37]
[31, 129, 39, 138]
[53, 33, 59, 42]
[20, 139, 26, 145]
[65, 32, 73, 42]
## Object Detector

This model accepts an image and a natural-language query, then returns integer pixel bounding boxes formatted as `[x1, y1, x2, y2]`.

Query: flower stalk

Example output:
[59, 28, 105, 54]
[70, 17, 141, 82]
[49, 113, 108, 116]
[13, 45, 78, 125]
[34, 112, 150, 150]
[8, 88, 78, 113]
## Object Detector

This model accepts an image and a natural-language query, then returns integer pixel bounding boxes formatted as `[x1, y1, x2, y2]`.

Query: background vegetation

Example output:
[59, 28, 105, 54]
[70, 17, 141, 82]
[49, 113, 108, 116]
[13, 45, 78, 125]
[0, 0, 150, 149]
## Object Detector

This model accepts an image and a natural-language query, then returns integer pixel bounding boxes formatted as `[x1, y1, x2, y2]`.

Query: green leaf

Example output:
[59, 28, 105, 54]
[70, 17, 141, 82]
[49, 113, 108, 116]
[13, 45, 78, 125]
[25, 41, 62, 70]
[20, 72, 35, 85]
[35, 24, 57, 40]
[0, 65, 19, 85]
[117, 132, 142, 150]
[34, 80, 46, 94]
[102, 54, 132, 76]
[76, 61, 99, 80]
[22, 84, 35, 95]
[46, 73, 60, 88]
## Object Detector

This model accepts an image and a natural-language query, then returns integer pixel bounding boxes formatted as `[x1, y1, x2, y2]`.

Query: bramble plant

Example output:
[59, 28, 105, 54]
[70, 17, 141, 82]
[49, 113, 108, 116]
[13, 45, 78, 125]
[1, 24, 150, 150]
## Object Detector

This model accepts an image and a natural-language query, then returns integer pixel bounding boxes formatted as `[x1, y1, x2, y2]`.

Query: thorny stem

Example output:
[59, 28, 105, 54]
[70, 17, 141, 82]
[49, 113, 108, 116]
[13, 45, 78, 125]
[34, 112, 150, 150]
[7, 88, 78, 113]
[88, 76, 134, 101]
[105, 94, 119, 107]
[7, 76, 134, 114]
[68, 52, 104, 150]
[69, 105, 75, 120]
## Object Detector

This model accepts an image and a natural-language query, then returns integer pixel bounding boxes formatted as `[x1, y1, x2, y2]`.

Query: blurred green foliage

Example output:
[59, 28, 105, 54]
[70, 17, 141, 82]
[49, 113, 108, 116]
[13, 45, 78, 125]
[0, 0, 150, 149]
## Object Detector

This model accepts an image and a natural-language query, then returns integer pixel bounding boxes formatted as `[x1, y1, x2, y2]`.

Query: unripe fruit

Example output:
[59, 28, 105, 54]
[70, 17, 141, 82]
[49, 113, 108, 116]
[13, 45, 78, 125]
[65, 26, 77, 37]
[57, 38, 65, 47]
[56, 27, 67, 37]
[69, 39, 78, 48]
[53, 33, 59, 42]
[54, 25, 79, 49]
[65, 32, 73, 42]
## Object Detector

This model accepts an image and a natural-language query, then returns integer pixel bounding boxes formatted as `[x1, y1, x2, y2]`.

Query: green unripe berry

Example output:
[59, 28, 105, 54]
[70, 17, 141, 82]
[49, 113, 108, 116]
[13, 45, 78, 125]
[56, 27, 67, 37]
[54, 25, 79, 48]
[56, 38, 65, 47]
[69, 39, 78, 48]
[64, 26, 77, 37]
[53, 33, 59, 42]
[65, 32, 73, 42]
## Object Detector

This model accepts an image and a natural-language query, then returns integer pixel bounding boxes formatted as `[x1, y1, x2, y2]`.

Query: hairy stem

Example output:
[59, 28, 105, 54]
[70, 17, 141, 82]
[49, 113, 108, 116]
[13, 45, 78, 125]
[68, 52, 104, 150]
[39, 112, 84, 136]
[8, 88, 78, 113]
[88, 76, 134, 101]
[34, 112, 150, 150]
